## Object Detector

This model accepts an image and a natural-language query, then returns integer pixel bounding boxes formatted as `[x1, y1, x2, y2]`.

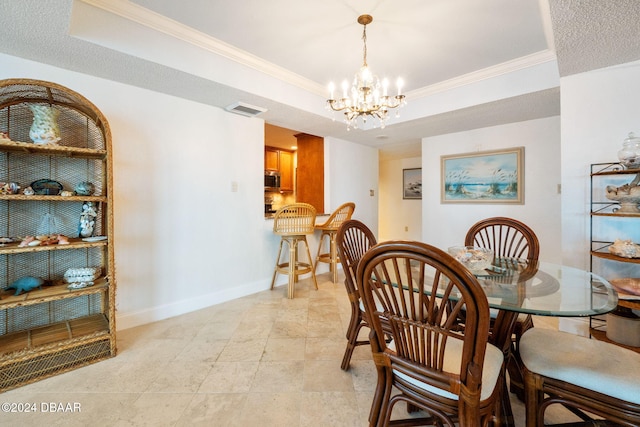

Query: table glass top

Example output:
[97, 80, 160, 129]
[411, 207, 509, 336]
[468, 259, 618, 317]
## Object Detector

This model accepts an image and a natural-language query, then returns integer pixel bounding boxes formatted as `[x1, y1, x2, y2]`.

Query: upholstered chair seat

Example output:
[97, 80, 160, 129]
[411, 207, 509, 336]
[520, 328, 640, 426]
[390, 338, 504, 402]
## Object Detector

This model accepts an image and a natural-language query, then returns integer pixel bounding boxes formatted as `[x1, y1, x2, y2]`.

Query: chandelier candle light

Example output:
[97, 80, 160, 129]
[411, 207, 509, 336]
[327, 14, 406, 130]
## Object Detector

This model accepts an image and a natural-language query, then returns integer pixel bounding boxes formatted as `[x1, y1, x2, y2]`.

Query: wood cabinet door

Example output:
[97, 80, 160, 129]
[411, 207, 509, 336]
[295, 134, 324, 213]
[265, 148, 279, 171]
[279, 150, 294, 191]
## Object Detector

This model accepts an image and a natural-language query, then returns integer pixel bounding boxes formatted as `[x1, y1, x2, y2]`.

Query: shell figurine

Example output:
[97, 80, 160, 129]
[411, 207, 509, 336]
[74, 181, 95, 196]
[608, 239, 640, 258]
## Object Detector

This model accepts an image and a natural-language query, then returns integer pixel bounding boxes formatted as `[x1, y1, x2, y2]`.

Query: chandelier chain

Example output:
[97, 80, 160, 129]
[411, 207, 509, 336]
[362, 23, 368, 67]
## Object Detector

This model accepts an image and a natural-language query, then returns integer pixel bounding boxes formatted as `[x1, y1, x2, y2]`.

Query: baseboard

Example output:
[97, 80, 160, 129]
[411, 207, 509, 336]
[116, 279, 268, 330]
[116, 262, 336, 331]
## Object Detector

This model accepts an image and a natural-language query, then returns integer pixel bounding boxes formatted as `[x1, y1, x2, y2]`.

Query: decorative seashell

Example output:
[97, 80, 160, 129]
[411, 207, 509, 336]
[74, 181, 95, 196]
[63, 267, 101, 283]
[31, 179, 63, 195]
[22, 186, 34, 196]
[608, 239, 640, 258]
[0, 182, 20, 194]
[60, 190, 74, 197]
[18, 236, 34, 247]
[67, 281, 94, 290]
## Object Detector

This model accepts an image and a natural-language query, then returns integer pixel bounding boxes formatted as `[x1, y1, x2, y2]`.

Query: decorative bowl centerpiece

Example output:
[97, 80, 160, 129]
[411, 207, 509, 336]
[448, 246, 494, 273]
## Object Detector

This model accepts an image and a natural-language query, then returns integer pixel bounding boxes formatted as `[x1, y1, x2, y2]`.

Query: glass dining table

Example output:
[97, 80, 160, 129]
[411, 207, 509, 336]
[466, 258, 619, 427]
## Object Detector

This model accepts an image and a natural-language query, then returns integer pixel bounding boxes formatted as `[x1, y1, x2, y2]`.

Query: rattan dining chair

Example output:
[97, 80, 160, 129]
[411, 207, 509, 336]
[270, 203, 318, 299]
[520, 328, 640, 426]
[335, 219, 377, 371]
[465, 216, 540, 400]
[358, 240, 504, 427]
[314, 202, 355, 283]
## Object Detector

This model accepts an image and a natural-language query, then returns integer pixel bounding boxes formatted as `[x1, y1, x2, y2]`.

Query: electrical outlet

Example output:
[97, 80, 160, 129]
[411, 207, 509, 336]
[370, 189, 375, 196]
[404, 226, 408, 232]
[231, 181, 238, 192]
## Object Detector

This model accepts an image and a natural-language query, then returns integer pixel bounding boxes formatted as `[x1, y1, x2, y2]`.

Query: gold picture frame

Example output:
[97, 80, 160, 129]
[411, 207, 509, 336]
[441, 147, 524, 204]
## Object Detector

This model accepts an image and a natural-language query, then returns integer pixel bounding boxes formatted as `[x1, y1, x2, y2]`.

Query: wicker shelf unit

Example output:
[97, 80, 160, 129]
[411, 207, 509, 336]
[0, 78, 116, 392]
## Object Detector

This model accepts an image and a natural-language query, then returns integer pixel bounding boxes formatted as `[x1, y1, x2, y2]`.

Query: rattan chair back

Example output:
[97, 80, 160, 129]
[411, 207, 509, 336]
[273, 203, 316, 236]
[335, 219, 377, 370]
[358, 240, 503, 426]
[316, 202, 355, 230]
[465, 217, 540, 261]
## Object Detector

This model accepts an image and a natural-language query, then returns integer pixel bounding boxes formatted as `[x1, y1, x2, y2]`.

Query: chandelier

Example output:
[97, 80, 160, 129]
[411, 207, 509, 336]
[326, 14, 406, 130]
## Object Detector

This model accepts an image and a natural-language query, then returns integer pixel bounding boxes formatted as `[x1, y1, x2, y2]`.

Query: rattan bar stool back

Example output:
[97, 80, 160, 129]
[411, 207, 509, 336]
[270, 203, 318, 298]
[313, 202, 355, 283]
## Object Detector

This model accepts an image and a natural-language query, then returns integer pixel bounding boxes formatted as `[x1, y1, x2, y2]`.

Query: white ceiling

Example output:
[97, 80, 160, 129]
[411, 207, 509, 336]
[1, 0, 639, 159]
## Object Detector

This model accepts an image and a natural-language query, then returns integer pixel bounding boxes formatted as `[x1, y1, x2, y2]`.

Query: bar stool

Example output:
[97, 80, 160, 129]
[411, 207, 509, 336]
[314, 202, 355, 283]
[270, 203, 318, 298]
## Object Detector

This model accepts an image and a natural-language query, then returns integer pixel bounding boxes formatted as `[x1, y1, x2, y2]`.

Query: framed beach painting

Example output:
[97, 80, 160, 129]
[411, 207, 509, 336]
[403, 168, 422, 199]
[441, 147, 524, 204]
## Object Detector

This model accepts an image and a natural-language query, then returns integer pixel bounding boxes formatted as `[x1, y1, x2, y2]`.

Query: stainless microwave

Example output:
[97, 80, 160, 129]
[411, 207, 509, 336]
[265, 170, 281, 191]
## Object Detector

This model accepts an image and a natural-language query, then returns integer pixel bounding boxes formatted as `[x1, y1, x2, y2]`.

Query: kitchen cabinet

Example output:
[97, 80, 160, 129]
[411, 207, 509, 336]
[265, 147, 279, 172]
[264, 146, 294, 192]
[0, 79, 116, 391]
[279, 150, 294, 192]
[295, 133, 324, 213]
[589, 162, 640, 351]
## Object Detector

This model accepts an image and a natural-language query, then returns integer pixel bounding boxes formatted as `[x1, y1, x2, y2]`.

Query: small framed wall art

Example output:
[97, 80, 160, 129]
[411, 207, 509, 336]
[441, 147, 524, 204]
[403, 168, 422, 200]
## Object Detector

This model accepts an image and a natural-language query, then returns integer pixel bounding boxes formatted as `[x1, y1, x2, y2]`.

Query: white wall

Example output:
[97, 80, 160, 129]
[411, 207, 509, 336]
[325, 136, 379, 234]
[379, 157, 422, 241]
[559, 60, 640, 335]
[421, 117, 562, 262]
[561, 60, 640, 269]
[0, 53, 379, 329]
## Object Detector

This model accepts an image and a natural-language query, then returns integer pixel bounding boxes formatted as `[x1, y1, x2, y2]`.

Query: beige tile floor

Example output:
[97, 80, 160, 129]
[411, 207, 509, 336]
[2, 272, 579, 426]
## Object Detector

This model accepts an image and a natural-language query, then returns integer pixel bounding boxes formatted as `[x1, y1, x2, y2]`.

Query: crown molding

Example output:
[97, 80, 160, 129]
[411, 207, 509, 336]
[408, 50, 558, 98]
[77, 1, 556, 100]
[77, 0, 326, 94]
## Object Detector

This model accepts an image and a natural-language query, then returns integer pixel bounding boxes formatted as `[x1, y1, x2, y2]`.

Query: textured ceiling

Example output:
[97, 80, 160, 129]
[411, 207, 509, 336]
[549, 0, 640, 77]
[0, 0, 638, 159]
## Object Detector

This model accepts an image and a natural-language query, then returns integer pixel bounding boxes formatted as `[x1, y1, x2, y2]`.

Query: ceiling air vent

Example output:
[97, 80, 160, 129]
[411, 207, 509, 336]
[224, 102, 267, 117]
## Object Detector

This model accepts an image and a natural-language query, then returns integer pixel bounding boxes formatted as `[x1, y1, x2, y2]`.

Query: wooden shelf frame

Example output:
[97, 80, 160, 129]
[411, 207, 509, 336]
[0, 238, 107, 255]
[0, 277, 108, 309]
[591, 249, 640, 264]
[0, 138, 107, 159]
[0, 194, 107, 202]
[0, 313, 110, 359]
[590, 163, 640, 177]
